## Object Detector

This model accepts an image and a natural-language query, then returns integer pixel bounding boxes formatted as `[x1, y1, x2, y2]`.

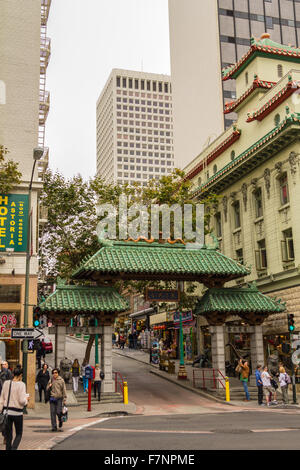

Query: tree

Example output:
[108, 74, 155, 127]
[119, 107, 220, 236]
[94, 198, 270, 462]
[39, 169, 219, 360]
[0, 145, 22, 193]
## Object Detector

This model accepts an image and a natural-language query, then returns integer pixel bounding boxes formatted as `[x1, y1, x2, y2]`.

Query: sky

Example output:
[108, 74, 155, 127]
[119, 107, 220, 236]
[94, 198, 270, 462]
[45, 0, 171, 180]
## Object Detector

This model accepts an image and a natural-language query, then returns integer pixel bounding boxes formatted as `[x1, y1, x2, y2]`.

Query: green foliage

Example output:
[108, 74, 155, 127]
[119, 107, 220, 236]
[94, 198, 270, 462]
[0, 145, 22, 194]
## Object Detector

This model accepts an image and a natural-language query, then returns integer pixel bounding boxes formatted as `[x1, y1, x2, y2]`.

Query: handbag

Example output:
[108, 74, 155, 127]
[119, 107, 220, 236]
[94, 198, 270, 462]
[271, 378, 278, 390]
[0, 380, 12, 433]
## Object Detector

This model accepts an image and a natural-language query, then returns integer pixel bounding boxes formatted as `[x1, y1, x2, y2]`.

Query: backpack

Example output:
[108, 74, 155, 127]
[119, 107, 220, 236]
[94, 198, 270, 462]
[285, 373, 292, 385]
[100, 371, 105, 380]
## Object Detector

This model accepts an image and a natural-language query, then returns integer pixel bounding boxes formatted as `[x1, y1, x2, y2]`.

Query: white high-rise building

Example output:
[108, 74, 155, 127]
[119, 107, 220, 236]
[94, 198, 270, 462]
[96, 69, 174, 185]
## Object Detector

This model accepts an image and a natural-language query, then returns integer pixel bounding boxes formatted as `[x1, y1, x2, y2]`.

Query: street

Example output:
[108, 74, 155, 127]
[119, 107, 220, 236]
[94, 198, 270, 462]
[44, 336, 300, 451]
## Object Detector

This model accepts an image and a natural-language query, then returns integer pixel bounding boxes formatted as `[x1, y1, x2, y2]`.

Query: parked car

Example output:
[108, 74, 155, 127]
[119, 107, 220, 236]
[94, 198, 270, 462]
[43, 337, 53, 354]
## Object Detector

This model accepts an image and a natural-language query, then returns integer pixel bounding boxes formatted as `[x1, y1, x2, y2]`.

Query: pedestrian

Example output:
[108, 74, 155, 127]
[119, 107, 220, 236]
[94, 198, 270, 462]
[40, 339, 46, 361]
[261, 366, 277, 406]
[71, 359, 80, 394]
[133, 331, 138, 349]
[279, 366, 290, 405]
[36, 363, 50, 403]
[82, 360, 88, 393]
[36, 341, 43, 370]
[255, 364, 264, 406]
[93, 364, 104, 401]
[128, 332, 133, 349]
[46, 368, 67, 432]
[119, 334, 125, 350]
[0, 366, 29, 451]
[238, 359, 250, 401]
[112, 333, 116, 348]
[0, 361, 13, 396]
[115, 332, 119, 348]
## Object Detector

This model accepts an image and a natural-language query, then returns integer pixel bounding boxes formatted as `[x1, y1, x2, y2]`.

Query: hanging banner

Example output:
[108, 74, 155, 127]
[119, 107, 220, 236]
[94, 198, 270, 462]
[0, 194, 29, 252]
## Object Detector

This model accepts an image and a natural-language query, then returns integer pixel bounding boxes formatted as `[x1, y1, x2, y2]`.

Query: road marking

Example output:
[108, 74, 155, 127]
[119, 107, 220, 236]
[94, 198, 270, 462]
[252, 428, 300, 433]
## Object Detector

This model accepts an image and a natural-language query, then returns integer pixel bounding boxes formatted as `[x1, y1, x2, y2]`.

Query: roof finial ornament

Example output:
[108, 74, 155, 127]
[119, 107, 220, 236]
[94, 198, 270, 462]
[261, 33, 271, 40]
[97, 227, 114, 247]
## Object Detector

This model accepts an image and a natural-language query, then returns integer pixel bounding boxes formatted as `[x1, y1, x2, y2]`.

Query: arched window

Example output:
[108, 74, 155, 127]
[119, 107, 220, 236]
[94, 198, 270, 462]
[245, 72, 249, 86]
[213, 164, 217, 175]
[231, 150, 235, 161]
[197, 176, 202, 187]
[277, 64, 283, 78]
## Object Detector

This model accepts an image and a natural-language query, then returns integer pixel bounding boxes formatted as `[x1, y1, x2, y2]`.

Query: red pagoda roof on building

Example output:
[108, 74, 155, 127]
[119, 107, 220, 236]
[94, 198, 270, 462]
[222, 34, 300, 81]
[184, 127, 241, 181]
[224, 77, 276, 114]
[246, 78, 300, 122]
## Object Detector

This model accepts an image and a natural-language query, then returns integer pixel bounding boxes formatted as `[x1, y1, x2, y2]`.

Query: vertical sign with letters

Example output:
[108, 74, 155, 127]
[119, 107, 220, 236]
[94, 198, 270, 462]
[0, 194, 29, 252]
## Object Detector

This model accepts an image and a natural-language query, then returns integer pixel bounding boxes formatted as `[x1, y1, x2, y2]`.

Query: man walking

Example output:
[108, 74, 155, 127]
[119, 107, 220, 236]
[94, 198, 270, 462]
[47, 368, 67, 432]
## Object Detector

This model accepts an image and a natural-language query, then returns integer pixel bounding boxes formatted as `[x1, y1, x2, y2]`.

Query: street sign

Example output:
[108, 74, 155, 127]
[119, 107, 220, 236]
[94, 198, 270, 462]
[146, 288, 180, 302]
[11, 328, 44, 340]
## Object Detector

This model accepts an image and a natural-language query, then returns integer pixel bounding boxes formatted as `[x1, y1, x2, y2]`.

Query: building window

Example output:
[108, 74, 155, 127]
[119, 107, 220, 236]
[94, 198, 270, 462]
[122, 77, 127, 88]
[245, 72, 249, 86]
[147, 81, 151, 91]
[279, 174, 289, 205]
[277, 64, 283, 78]
[253, 188, 263, 218]
[231, 150, 235, 161]
[116, 76, 121, 87]
[197, 176, 202, 187]
[255, 240, 267, 271]
[135, 79, 139, 90]
[236, 248, 244, 265]
[141, 80, 145, 90]
[274, 113, 281, 127]
[0, 285, 21, 303]
[233, 201, 241, 229]
[281, 229, 295, 262]
[215, 212, 222, 238]
[213, 164, 218, 175]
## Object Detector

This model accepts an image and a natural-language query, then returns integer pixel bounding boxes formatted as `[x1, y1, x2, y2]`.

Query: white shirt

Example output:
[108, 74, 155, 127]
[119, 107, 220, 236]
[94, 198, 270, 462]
[279, 373, 288, 387]
[261, 371, 271, 387]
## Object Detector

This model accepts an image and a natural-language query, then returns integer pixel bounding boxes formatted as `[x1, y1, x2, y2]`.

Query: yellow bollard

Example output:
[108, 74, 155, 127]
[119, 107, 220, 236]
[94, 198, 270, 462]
[225, 376, 230, 402]
[123, 381, 128, 405]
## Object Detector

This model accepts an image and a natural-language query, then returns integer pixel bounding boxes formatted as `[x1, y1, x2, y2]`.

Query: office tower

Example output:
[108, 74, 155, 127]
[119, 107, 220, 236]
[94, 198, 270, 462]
[169, 0, 300, 168]
[0, 0, 51, 401]
[96, 69, 174, 185]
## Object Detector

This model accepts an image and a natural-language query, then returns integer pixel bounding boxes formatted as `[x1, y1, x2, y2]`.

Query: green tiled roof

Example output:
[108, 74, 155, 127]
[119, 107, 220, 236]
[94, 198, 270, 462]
[39, 285, 129, 313]
[72, 241, 250, 281]
[195, 285, 286, 315]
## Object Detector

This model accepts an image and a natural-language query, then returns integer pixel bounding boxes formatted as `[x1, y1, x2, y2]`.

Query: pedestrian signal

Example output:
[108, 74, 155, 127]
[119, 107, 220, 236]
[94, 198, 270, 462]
[288, 314, 295, 332]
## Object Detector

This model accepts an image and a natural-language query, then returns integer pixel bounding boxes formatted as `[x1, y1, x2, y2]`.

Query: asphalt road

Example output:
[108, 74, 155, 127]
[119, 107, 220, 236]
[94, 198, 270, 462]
[52, 350, 300, 451]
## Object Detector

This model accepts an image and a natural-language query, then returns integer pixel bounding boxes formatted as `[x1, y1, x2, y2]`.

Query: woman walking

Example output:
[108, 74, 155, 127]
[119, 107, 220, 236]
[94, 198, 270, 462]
[93, 364, 104, 401]
[71, 359, 80, 394]
[36, 363, 50, 403]
[46, 368, 67, 432]
[0, 366, 29, 451]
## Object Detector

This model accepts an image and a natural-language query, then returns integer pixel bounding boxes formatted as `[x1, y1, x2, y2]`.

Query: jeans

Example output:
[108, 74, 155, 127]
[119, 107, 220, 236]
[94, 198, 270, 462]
[242, 380, 250, 400]
[257, 385, 263, 404]
[94, 381, 102, 400]
[5, 415, 23, 450]
[38, 383, 47, 402]
[50, 398, 63, 430]
[281, 385, 289, 404]
[82, 376, 88, 392]
[72, 376, 79, 393]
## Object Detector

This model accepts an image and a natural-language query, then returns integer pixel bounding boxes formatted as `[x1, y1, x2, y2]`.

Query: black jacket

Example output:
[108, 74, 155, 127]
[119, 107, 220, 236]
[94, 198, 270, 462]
[36, 369, 50, 388]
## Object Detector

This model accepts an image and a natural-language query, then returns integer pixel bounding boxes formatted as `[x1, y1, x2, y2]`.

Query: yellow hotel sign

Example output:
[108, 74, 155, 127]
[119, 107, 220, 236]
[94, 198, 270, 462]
[0, 194, 29, 252]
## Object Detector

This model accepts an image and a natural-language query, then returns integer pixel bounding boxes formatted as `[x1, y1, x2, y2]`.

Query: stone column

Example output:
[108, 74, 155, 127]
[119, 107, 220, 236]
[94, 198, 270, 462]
[100, 324, 114, 393]
[55, 326, 66, 368]
[210, 325, 226, 388]
[250, 325, 265, 374]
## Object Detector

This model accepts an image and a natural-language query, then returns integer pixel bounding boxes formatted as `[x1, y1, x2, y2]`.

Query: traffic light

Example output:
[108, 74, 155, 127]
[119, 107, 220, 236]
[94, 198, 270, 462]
[33, 306, 41, 328]
[288, 314, 295, 333]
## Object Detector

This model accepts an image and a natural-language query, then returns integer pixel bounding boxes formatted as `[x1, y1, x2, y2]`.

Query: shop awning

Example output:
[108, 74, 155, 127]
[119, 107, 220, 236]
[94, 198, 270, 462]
[129, 307, 154, 320]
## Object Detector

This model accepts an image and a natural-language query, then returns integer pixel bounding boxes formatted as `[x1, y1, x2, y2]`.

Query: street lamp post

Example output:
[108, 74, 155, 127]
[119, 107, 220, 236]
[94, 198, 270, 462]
[22, 148, 43, 386]
[177, 282, 187, 380]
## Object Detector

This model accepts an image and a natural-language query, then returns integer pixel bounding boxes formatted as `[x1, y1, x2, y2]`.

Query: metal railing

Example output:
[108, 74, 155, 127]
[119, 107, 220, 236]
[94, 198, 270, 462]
[114, 371, 125, 400]
[192, 368, 226, 390]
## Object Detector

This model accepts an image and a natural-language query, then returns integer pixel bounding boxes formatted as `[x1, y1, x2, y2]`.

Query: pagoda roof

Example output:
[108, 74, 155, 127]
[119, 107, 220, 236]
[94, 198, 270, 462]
[246, 77, 300, 122]
[222, 34, 300, 81]
[224, 77, 276, 114]
[39, 284, 129, 314]
[71, 239, 250, 284]
[193, 112, 300, 197]
[195, 284, 286, 315]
